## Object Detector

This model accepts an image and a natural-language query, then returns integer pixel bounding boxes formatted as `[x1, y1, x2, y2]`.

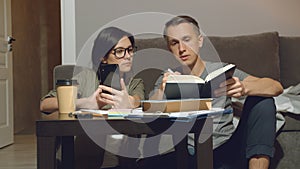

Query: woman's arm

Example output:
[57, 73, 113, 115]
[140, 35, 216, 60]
[40, 87, 105, 113]
[40, 97, 59, 113]
[99, 78, 142, 109]
[76, 87, 106, 109]
[129, 95, 142, 108]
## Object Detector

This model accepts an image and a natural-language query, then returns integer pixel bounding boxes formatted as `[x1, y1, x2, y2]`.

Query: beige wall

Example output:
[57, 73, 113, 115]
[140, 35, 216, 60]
[73, 0, 300, 59]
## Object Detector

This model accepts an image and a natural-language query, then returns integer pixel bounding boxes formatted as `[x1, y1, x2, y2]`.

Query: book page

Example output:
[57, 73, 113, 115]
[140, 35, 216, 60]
[204, 64, 236, 82]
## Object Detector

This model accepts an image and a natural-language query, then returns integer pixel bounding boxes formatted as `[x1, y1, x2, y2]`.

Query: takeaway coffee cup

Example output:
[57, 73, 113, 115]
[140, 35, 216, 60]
[56, 79, 78, 114]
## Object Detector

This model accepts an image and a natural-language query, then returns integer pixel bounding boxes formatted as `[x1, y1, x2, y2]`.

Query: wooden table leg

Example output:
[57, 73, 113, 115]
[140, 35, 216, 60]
[195, 118, 213, 169]
[195, 134, 213, 169]
[174, 136, 188, 169]
[61, 136, 75, 169]
[118, 135, 140, 169]
[37, 136, 57, 169]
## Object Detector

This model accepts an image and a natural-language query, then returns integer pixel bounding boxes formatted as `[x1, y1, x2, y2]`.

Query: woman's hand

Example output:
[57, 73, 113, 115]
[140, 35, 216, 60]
[99, 78, 136, 109]
[76, 87, 106, 110]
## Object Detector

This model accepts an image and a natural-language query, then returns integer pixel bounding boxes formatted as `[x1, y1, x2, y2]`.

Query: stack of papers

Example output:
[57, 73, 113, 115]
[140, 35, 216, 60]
[79, 109, 132, 117]
[71, 108, 232, 119]
[126, 107, 232, 118]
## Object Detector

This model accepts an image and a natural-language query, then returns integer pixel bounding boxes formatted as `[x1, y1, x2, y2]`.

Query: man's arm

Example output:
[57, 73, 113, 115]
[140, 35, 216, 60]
[242, 76, 283, 97]
[149, 72, 171, 100]
[215, 75, 283, 98]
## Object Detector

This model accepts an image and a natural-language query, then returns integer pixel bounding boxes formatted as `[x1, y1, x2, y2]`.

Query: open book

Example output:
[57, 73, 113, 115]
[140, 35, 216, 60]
[165, 64, 236, 99]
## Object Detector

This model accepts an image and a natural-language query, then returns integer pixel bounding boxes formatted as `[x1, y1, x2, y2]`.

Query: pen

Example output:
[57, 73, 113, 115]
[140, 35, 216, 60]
[69, 111, 106, 118]
[167, 68, 174, 73]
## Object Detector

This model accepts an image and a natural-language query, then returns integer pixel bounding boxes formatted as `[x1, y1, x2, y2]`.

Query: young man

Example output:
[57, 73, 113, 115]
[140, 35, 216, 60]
[157, 15, 283, 169]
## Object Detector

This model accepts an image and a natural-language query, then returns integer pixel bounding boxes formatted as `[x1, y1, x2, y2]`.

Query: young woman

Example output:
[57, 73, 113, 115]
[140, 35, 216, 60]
[40, 27, 144, 112]
[40, 27, 145, 168]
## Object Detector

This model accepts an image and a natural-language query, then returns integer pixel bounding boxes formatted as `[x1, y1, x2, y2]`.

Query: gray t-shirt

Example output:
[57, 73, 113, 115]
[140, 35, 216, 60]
[203, 62, 248, 148]
[154, 61, 249, 149]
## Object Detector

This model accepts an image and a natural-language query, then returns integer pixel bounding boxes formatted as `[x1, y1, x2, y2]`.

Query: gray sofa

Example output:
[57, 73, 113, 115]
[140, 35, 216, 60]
[134, 32, 300, 169]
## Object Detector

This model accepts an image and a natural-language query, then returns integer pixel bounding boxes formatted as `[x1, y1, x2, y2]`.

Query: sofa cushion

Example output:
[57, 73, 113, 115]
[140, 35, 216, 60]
[279, 37, 300, 88]
[202, 32, 281, 81]
[281, 113, 300, 131]
[135, 32, 281, 81]
[135, 37, 168, 51]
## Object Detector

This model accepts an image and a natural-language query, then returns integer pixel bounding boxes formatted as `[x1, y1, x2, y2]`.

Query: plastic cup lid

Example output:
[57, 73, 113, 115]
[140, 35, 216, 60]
[56, 79, 79, 86]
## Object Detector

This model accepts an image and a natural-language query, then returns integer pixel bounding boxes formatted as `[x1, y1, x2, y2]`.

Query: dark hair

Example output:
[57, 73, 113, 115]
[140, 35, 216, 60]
[91, 27, 135, 70]
[163, 15, 201, 39]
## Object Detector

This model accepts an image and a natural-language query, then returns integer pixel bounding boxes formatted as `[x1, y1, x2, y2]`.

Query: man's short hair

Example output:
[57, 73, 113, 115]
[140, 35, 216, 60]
[163, 15, 201, 39]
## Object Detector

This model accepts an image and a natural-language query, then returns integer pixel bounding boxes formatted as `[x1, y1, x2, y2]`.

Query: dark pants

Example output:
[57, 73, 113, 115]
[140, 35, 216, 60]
[138, 96, 276, 169]
[213, 96, 276, 169]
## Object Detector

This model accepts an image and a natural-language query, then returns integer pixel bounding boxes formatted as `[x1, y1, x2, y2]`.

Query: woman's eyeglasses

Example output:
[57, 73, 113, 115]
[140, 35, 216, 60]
[111, 46, 137, 59]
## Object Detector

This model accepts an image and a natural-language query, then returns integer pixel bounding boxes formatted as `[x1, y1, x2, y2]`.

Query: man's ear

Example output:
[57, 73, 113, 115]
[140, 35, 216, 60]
[198, 34, 204, 48]
[165, 37, 172, 51]
[167, 42, 172, 51]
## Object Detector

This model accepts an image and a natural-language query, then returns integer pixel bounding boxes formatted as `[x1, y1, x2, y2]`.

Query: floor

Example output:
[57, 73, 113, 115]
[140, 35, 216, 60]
[0, 133, 36, 169]
[0, 130, 120, 169]
[0, 130, 297, 169]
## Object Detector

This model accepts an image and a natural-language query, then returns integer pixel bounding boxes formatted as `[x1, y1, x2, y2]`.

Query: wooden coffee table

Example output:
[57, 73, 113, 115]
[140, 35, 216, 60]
[36, 113, 213, 169]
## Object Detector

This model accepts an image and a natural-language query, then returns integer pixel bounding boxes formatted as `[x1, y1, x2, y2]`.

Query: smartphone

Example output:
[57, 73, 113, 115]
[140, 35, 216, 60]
[98, 64, 121, 93]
